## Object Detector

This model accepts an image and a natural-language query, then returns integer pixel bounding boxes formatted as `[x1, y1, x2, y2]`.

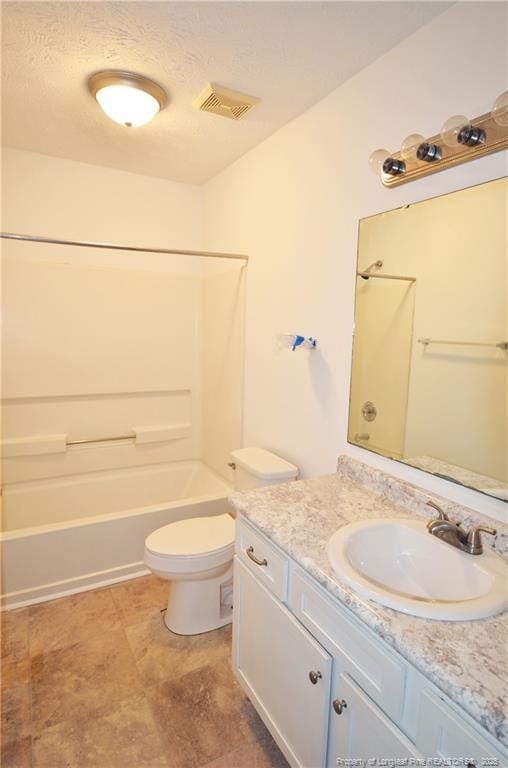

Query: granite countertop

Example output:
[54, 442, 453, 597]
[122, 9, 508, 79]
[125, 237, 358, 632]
[229, 458, 508, 747]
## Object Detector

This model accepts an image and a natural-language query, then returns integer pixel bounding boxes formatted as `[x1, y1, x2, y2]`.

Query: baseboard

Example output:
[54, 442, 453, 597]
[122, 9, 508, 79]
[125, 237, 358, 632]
[1, 562, 151, 610]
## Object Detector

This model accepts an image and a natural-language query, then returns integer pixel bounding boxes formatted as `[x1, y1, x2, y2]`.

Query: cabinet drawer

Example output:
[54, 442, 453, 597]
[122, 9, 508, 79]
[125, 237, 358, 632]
[289, 566, 406, 723]
[415, 689, 507, 762]
[235, 517, 289, 602]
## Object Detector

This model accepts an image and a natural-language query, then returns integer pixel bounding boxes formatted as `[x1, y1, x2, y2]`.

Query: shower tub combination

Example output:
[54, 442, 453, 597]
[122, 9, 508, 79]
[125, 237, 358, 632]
[1, 460, 231, 608]
[0, 231, 247, 610]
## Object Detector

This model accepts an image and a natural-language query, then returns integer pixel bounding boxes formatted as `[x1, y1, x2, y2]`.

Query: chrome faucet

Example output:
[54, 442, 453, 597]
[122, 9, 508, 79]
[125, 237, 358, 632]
[466, 525, 498, 555]
[425, 501, 496, 555]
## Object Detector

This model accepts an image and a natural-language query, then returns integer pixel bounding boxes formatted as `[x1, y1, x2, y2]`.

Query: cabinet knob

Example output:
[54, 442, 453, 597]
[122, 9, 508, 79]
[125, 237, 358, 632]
[332, 698, 347, 715]
[308, 670, 322, 685]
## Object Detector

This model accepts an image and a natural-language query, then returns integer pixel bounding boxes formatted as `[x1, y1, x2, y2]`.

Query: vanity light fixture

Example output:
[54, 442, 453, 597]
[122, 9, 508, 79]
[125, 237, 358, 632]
[401, 133, 442, 163]
[400, 133, 425, 160]
[382, 157, 406, 176]
[368, 149, 390, 177]
[441, 115, 485, 148]
[370, 91, 508, 187]
[88, 70, 167, 127]
[416, 142, 442, 162]
[368, 150, 405, 178]
[440, 115, 471, 147]
[492, 91, 508, 126]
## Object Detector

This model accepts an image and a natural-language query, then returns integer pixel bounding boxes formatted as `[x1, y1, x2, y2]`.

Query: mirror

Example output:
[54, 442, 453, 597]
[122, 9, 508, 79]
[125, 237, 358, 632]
[348, 177, 507, 502]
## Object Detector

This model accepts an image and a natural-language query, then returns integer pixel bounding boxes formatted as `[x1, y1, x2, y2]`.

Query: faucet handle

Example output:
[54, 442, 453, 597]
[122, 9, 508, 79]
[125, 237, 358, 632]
[466, 525, 497, 555]
[426, 500, 448, 520]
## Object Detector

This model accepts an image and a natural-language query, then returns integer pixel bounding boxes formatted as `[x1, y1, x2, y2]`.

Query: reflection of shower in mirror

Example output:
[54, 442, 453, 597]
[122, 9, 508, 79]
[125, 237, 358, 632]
[349, 177, 508, 504]
[358, 259, 383, 280]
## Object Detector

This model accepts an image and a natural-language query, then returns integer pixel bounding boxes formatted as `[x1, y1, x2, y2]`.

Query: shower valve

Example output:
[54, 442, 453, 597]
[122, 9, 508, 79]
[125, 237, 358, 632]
[361, 401, 377, 422]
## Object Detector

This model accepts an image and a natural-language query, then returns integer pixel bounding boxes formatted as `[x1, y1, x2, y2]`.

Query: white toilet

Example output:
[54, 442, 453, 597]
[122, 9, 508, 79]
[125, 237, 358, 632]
[144, 447, 298, 635]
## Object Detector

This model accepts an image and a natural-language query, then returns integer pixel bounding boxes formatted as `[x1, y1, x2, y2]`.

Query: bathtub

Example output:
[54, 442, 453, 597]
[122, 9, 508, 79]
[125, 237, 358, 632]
[1, 461, 232, 609]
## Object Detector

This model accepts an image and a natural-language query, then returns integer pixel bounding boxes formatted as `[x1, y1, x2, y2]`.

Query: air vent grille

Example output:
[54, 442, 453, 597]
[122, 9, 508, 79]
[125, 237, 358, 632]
[193, 83, 259, 121]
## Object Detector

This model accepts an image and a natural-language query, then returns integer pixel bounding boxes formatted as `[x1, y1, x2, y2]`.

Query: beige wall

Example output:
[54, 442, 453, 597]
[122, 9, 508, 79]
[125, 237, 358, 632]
[1, 147, 203, 259]
[203, 2, 508, 521]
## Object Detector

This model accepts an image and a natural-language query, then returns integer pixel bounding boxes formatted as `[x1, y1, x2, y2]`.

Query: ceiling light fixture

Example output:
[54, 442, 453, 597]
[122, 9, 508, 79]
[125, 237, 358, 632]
[88, 70, 167, 128]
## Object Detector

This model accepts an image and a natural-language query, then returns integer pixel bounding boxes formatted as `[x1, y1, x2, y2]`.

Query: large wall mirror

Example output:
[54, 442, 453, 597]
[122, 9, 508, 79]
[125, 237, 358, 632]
[349, 177, 507, 502]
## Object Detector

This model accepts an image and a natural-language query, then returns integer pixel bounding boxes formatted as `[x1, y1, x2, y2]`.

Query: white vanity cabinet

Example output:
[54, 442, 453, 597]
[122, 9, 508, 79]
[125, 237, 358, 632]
[233, 516, 507, 768]
[414, 690, 505, 763]
[233, 558, 332, 768]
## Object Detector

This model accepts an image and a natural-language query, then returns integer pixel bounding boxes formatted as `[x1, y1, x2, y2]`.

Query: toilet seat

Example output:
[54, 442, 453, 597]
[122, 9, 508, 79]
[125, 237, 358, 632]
[144, 514, 235, 575]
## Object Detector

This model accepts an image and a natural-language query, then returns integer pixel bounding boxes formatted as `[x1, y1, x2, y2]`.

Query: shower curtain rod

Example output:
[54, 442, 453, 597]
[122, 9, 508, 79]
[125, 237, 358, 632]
[0, 232, 249, 261]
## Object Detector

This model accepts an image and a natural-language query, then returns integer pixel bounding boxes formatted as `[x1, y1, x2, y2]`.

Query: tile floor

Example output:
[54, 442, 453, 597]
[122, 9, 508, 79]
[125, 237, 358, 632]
[1, 575, 290, 768]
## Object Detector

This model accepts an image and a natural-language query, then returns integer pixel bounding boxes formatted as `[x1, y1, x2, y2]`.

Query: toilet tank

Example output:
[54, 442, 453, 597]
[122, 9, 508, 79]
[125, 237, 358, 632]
[230, 447, 298, 491]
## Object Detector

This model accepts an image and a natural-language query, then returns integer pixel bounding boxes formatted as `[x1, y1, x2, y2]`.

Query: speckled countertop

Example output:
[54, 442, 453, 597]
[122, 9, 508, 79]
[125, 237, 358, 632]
[229, 456, 508, 748]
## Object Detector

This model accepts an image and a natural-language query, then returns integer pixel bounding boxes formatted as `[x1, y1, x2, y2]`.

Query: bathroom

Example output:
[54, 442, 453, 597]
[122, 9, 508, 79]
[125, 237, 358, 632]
[1, 1, 507, 766]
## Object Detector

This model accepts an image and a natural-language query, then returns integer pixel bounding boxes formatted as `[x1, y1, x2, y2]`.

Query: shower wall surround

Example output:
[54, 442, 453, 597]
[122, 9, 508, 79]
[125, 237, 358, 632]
[2, 256, 200, 510]
[2, 247, 244, 531]
[1, 149, 244, 533]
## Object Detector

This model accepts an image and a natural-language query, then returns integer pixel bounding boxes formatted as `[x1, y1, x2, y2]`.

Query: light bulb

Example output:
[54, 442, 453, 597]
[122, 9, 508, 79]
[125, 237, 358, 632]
[400, 133, 425, 160]
[96, 85, 160, 127]
[440, 115, 470, 147]
[368, 149, 390, 177]
[492, 91, 508, 127]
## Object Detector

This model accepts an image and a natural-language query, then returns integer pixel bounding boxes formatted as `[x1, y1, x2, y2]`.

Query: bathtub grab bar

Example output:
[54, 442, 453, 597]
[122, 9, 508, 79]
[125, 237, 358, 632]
[67, 433, 135, 446]
[2, 424, 192, 457]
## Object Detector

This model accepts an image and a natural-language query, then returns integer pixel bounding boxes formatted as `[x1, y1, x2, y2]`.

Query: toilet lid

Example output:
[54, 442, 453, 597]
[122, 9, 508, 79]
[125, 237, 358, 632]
[145, 514, 235, 557]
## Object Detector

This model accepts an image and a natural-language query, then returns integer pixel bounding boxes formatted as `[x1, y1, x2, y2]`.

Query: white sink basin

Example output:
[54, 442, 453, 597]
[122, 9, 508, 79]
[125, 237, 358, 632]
[327, 518, 507, 621]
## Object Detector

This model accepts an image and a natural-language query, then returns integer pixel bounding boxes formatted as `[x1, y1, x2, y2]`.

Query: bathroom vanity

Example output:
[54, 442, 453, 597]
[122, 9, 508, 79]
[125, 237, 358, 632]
[230, 458, 507, 768]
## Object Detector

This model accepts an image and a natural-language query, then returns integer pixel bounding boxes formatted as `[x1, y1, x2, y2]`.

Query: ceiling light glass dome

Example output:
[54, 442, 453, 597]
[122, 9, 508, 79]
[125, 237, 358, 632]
[88, 71, 167, 128]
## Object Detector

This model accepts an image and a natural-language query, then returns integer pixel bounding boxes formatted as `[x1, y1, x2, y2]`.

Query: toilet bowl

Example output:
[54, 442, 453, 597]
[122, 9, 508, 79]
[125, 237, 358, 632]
[144, 448, 298, 635]
[144, 513, 235, 635]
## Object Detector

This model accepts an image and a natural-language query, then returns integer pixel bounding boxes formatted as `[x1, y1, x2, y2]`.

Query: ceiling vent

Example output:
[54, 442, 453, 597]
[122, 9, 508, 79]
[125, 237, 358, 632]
[193, 83, 259, 121]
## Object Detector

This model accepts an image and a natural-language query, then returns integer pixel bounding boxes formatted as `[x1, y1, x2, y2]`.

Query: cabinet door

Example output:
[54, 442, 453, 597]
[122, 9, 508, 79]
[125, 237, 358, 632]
[327, 673, 422, 767]
[233, 557, 332, 768]
[415, 690, 506, 763]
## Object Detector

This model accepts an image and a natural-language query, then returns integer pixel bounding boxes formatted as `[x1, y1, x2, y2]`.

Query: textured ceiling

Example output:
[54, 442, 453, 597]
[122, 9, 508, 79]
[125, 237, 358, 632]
[2, 1, 452, 185]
